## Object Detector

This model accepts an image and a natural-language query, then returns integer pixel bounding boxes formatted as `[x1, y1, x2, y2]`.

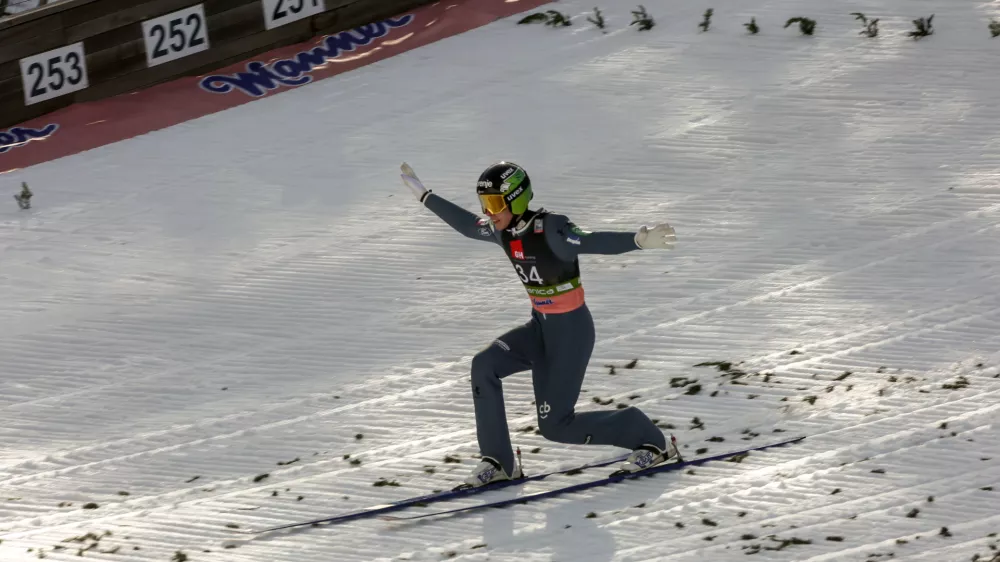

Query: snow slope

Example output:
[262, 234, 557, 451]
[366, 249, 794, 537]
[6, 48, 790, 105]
[2, 0, 1000, 560]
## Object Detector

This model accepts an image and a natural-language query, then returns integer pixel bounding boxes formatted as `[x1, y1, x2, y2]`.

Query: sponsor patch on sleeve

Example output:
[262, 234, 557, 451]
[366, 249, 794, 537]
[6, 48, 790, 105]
[477, 218, 494, 237]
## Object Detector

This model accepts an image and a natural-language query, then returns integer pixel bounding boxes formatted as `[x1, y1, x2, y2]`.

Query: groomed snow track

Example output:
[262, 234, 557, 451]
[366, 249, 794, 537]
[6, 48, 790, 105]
[1, 0, 999, 560]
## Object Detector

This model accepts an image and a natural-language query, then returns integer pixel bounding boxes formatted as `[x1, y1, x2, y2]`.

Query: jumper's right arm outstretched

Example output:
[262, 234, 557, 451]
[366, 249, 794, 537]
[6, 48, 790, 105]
[401, 163, 499, 245]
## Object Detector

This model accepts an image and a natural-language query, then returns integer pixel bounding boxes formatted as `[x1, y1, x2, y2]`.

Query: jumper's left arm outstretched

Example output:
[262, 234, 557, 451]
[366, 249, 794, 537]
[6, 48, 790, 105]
[544, 214, 675, 262]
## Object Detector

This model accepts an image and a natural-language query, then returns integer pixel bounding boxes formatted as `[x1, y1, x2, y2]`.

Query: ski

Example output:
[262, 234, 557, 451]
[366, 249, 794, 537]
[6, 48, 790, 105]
[245, 449, 633, 534]
[378, 435, 806, 522]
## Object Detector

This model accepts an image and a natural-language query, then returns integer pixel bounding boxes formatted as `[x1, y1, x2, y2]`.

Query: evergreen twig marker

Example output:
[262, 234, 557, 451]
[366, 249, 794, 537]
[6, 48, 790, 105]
[631, 5, 654, 31]
[516, 10, 572, 27]
[517, 12, 549, 25]
[907, 15, 934, 39]
[587, 7, 606, 30]
[852, 12, 879, 37]
[544, 10, 572, 27]
[14, 182, 32, 210]
[699, 9, 714, 32]
[784, 17, 816, 36]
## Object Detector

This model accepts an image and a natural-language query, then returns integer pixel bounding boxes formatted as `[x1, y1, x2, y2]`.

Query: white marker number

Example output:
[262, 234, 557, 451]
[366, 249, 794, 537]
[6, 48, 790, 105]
[142, 4, 210, 67]
[19, 43, 89, 106]
[515, 265, 544, 284]
[262, 0, 324, 30]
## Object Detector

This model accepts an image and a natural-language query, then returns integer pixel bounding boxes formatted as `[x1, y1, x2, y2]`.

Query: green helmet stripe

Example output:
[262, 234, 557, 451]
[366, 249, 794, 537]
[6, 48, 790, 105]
[502, 168, 531, 215]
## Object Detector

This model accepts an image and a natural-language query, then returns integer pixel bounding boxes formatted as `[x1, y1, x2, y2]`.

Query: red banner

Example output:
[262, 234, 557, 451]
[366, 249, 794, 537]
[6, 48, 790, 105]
[0, 0, 546, 173]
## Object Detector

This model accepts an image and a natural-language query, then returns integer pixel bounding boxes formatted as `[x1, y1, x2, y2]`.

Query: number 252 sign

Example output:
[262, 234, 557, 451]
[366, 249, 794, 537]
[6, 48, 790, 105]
[19, 43, 89, 106]
[142, 4, 210, 67]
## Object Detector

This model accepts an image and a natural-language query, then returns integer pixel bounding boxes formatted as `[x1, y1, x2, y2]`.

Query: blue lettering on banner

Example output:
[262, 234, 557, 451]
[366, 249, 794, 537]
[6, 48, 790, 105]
[199, 16, 415, 97]
[0, 124, 59, 154]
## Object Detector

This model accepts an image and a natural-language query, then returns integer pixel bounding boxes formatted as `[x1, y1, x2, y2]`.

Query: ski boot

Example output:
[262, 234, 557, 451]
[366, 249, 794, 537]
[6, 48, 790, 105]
[453, 449, 524, 490]
[611, 434, 682, 476]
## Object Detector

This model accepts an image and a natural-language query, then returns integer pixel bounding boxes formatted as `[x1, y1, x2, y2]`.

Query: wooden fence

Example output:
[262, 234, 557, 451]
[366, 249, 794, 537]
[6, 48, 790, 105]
[0, 0, 431, 128]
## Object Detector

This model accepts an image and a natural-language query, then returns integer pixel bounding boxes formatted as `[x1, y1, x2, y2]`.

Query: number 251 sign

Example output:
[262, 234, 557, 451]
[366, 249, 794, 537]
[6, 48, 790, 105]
[19, 43, 89, 106]
[142, 4, 210, 67]
[262, 0, 324, 30]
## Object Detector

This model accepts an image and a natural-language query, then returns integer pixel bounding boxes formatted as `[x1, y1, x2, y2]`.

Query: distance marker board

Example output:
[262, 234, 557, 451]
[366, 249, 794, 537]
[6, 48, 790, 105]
[19, 42, 89, 106]
[141, 4, 210, 67]
[262, 0, 325, 30]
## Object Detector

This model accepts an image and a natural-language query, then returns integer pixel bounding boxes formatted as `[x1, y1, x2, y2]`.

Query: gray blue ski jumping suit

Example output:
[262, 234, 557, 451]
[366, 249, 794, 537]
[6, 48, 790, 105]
[423, 193, 667, 476]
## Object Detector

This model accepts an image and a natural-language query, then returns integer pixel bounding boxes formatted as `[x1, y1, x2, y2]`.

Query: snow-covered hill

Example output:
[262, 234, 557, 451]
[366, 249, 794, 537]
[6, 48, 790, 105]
[1, 0, 999, 560]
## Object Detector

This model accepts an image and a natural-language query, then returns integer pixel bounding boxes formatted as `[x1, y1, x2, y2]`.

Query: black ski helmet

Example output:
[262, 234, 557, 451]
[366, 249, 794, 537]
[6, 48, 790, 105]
[475, 161, 532, 216]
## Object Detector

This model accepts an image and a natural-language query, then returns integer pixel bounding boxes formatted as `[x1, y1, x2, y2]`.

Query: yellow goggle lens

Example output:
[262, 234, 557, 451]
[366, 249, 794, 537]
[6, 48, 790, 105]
[478, 193, 507, 214]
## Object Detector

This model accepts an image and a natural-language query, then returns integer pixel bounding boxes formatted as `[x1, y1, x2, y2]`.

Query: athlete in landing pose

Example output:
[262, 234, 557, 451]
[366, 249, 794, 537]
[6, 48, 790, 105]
[400, 161, 681, 488]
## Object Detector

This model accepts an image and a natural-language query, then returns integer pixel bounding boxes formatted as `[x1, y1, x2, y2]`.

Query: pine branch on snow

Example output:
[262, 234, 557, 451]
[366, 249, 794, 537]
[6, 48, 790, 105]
[908, 15, 934, 39]
[14, 182, 32, 209]
[517, 10, 572, 27]
[852, 13, 879, 37]
[587, 7, 606, 30]
[785, 17, 816, 36]
[545, 10, 572, 27]
[699, 9, 714, 32]
[517, 12, 549, 25]
[631, 5, 654, 30]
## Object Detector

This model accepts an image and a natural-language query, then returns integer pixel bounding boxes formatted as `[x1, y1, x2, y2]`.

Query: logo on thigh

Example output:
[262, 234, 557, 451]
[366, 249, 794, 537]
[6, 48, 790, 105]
[538, 401, 551, 419]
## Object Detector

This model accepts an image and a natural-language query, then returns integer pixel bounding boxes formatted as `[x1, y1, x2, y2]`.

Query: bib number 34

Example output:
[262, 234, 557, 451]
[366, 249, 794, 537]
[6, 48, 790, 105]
[515, 264, 543, 284]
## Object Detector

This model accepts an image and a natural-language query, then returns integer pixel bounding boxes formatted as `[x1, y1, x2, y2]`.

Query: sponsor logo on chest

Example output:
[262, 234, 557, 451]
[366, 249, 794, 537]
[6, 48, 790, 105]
[510, 239, 525, 260]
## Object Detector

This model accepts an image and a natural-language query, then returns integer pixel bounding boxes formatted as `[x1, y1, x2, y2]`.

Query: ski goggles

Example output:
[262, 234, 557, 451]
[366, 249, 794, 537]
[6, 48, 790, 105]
[478, 193, 507, 214]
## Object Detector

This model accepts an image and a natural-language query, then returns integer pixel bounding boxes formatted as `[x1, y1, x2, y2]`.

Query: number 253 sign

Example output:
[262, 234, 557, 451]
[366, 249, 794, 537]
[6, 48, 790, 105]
[19, 43, 89, 106]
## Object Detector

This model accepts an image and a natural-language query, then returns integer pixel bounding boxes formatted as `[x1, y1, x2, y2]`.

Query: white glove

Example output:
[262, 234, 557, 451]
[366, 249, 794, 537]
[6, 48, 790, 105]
[400, 162, 431, 203]
[634, 223, 676, 250]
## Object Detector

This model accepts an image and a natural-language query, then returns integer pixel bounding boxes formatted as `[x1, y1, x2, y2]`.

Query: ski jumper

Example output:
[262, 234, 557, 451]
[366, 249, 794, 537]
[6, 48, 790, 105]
[423, 193, 667, 475]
